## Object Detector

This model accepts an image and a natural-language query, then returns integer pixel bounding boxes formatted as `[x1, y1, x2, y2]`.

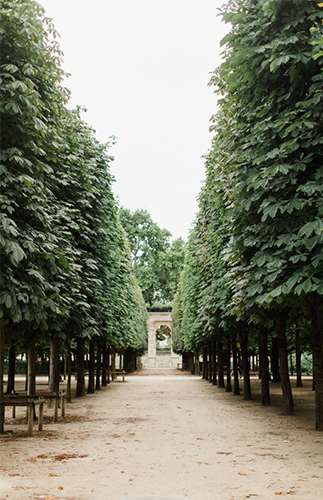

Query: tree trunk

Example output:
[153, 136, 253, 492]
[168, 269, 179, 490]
[225, 338, 232, 392]
[259, 330, 270, 406]
[66, 350, 72, 402]
[271, 336, 280, 383]
[111, 351, 116, 380]
[49, 335, 60, 393]
[208, 343, 213, 383]
[311, 293, 323, 431]
[87, 340, 95, 394]
[188, 352, 195, 374]
[258, 333, 262, 380]
[218, 333, 225, 388]
[76, 338, 85, 397]
[232, 331, 240, 395]
[6, 344, 16, 395]
[202, 346, 207, 380]
[295, 329, 303, 388]
[96, 342, 101, 390]
[107, 347, 111, 384]
[27, 342, 36, 396]
[102, 344, 108, 386]
[25, 354, 28, 392]
[277, 315, 294, 415]
[240, 326, 252, 400]
[212, 340, 217, 386]
[193, 355, 197, 376]
[0, 323, 5, 433]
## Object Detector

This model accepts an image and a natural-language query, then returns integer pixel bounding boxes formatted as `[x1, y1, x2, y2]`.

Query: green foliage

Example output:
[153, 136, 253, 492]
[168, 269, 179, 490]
[175, 0, 323, 354]
[0, 0, 72, 325]
[120, 208, 185, 305]
[0, 0, 146, 352]
[219, 0, 323, 308]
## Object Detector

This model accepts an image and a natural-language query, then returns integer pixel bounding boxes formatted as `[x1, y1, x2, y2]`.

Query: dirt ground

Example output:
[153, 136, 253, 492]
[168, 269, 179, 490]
[1, 371, 323, 500]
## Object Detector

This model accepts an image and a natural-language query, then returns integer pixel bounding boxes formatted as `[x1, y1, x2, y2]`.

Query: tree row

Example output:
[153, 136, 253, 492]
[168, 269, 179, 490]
[0, 0, 147, 430]
[173, 1, 323, 429]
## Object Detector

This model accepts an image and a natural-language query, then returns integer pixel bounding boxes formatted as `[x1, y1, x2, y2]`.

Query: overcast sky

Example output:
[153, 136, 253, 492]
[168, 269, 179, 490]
[38, 0, 229, 239]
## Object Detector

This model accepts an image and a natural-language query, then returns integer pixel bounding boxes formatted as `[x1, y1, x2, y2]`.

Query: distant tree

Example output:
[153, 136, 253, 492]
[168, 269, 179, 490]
[120, 208, 184, 305]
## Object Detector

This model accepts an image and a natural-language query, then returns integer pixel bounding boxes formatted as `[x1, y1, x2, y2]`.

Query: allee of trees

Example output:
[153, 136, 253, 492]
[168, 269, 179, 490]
[173, 1, 323, 430]
[0, 0, 147, 431]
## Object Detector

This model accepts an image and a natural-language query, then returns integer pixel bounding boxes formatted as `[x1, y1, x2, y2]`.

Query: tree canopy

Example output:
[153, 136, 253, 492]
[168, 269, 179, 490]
[0, 0, 147, 371]
[120, 208, 185, 305]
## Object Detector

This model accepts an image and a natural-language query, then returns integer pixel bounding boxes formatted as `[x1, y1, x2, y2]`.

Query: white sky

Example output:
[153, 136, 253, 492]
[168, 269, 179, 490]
[38, 0, 229, 239]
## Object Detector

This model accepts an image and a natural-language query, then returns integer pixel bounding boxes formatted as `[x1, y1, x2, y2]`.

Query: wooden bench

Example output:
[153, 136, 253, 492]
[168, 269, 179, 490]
[110, 369, 126, 382]
[37, 391, 66, 422]
[2, 396, 45, 436]
[10, 391, 66, 422]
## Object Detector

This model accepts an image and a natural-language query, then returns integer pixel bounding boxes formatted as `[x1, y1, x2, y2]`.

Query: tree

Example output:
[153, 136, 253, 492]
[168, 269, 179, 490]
[120, 208, 184, 305]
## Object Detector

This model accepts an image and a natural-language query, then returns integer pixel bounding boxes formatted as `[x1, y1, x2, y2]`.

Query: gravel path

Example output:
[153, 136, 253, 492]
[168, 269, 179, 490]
[1, 372, 323, 500]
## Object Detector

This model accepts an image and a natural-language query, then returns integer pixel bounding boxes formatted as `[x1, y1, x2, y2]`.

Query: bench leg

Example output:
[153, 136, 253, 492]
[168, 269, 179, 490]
[38, 403, 44, 431]
[28, 406, 33, 437]
[12, 405, 16, 419]
[54, 398, 58, 422]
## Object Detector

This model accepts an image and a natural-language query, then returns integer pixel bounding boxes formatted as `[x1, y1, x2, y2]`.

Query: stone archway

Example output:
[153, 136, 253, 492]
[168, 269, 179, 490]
[141, 311, 182, 369]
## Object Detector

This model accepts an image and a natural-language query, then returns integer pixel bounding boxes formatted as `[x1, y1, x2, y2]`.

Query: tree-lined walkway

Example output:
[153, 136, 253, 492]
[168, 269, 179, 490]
[1, 373, 323, 500]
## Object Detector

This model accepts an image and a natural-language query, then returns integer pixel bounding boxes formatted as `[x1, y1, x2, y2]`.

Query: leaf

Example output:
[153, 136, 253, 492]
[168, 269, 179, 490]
[8, 241, 26, 265]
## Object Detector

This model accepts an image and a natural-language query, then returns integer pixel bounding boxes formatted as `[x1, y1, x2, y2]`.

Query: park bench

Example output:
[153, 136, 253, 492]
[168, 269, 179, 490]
[110, 368, 126, 382]
[2, 395, 45, 437]
[37, 390, 66, 422]
[9, 390, 66, 422]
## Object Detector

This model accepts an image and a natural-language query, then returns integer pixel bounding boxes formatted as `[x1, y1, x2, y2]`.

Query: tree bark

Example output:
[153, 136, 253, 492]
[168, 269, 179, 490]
[277, 314, 294, 415]
[258, 333, 262, 380]
[311, 293, 323, 431]
[76, 338, 85, 397]
[25, 353, 28, 392]
[295, 329, 303, 388]
[259, 329, 270, 406]
[212, 339, 217, 386]
[217, 333, 225, 388]
[208, 342, 213, 383]
[188, 352, 195, 374]
[6, 344, 16, 395]
[87, 339, 95, 394]
[96, 342, 101, 390]
[66, 350, 72, 402]
[49, 335, 60, 393]
[107, 347, 111, 384]
[232, 331, 240, 395]
[202, 346, 207, 380]
[102, 344, 108, 386]
[111, 351, 116, 380]
[225, 337, 232, 392]
[271, 336, 280, 383]
[27, 342, 36, 396]
[0, 323, 5, 433]
[240, 326, 252, 400]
